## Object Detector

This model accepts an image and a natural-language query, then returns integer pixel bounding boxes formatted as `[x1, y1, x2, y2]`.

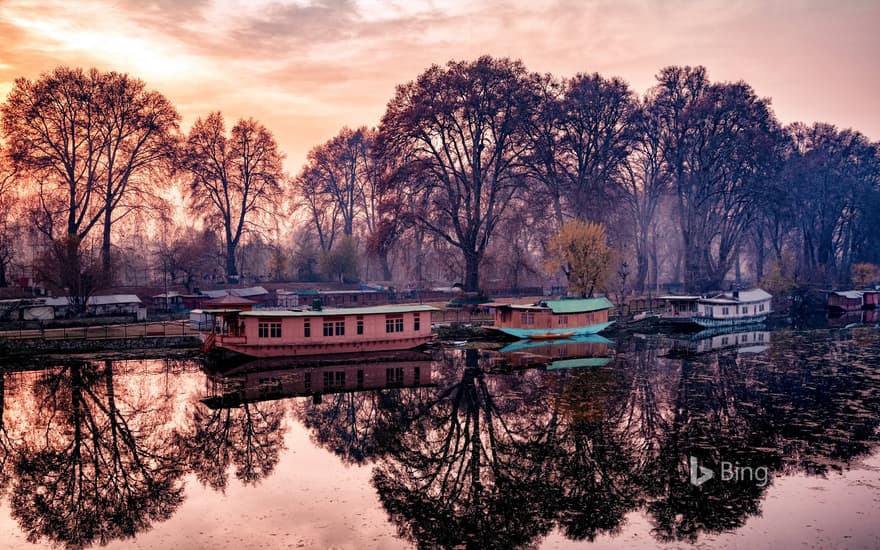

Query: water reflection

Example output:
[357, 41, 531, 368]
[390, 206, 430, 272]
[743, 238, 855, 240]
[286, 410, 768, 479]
[0, 328, 877, 549]
[2, 360, 186, 549]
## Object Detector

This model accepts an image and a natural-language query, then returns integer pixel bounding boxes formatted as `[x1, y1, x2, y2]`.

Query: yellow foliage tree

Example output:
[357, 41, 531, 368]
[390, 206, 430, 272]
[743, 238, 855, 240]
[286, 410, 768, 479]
[851, 263, 878, 288]
[546, 220, 613, 297]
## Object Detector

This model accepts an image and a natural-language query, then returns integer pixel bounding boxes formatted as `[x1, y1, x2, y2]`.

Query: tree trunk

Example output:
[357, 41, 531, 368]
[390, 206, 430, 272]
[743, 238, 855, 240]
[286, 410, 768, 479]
[102, 209, 113, 284]
[378, 250, 393, 282]
[226, 241, 238, 281]
[463, 250, 481, 293]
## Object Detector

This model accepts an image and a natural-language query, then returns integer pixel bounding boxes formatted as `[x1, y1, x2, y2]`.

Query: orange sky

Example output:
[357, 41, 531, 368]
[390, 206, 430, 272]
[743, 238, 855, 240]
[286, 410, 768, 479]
[1, 0, 878, 172]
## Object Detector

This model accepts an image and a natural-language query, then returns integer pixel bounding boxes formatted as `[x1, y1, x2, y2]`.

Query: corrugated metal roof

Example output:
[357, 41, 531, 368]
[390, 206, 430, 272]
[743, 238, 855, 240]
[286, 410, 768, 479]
[832, 291, 865, 300]
[541, 297, 614, 314]
[240, 304, 437, 317]
[44, 295, 142, 306]
[230, 286, 268, 297]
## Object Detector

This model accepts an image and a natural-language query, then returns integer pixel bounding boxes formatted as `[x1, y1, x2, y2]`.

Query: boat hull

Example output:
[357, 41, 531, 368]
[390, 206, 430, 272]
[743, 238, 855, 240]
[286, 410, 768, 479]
[692, 315, 767, 328]
[493, 321, 614, 339]
[212, 334, 435, 359]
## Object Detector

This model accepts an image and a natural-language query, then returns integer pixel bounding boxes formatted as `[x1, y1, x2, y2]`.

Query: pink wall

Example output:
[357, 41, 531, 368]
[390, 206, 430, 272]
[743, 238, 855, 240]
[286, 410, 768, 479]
[244, 312, 430, 344]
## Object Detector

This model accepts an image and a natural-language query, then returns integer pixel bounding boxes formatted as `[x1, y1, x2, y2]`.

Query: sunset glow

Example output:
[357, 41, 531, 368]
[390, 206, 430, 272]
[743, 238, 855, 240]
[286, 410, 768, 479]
[1, 0, 878, 170]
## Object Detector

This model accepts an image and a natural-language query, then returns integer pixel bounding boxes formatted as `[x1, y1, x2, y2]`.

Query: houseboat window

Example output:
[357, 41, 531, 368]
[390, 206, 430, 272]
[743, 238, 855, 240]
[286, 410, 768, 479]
[324, 371, 345, 389]
[520, 312, 535, 325]
[386, 315, 404, 333]
[414, 314, 421, 331]
[357, 317, 364, 335]
[742, 306, 748, 314]
[356, 369, 364, 389]
[304, 319, 311, 337]
[721, 336, 729, 345]
[722, 307, 729, 315]
[258, 321, 282, 338]
[304, 372, 311, 391]
[334, 320, 345, 336]
[557, 315, 568, 326]
[413, 366, 421, 386]
[759, 304, 765, 312]
[705, 306, 712, 315]
[323, 321, 333, 336]
[386, 367, 404, 386]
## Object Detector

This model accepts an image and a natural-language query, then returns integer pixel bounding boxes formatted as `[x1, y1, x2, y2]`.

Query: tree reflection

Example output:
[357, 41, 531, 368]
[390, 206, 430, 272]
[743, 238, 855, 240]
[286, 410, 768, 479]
[548, 367, 641, 541]
[179, 399, 286, 491]
[9, 360, 184, 549]
[372, 349, 559, 549]
[0, 371, 12, 500]
[362, 330, 880, 548]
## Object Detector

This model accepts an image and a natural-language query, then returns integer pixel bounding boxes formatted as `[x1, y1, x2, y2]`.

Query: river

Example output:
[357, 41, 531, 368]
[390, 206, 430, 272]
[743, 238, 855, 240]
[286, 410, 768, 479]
[0, 325, 878, 549]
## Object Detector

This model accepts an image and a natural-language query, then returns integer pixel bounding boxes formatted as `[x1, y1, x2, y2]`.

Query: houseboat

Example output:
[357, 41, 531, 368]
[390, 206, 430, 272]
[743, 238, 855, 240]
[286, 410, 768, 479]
[658, 289, 772, 328]
[491, 297, 614, 339]
[202, 304, 437, 359]
[827, 290, 879, 311]
[691, 288, 772, 328]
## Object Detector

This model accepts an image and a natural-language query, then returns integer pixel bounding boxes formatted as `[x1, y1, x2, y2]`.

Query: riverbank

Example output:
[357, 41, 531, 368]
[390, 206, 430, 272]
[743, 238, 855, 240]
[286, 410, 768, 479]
[0, 335, 201, 357]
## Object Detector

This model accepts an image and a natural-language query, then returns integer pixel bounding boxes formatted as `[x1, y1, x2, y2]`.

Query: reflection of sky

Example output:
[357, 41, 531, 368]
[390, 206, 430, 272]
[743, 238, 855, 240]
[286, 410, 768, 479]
[560, 452, 880, 549]
[1, 332, 879, 549]
[98, 422, 404, 550]
[1, 0, 877, 171]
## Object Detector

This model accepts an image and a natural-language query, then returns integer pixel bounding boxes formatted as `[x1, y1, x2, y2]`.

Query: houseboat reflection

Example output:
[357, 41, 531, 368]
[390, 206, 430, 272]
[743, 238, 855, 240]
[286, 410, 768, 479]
[201, 353, 434, 408]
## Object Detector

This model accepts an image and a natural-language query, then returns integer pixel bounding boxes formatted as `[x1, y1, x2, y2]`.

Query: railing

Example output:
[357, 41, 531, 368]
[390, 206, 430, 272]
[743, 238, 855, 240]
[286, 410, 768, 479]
[0, 320, 201, 341]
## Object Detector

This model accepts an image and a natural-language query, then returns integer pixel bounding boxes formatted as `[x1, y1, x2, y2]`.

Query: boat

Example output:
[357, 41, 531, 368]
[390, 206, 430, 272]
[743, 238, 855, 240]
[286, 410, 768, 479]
[490, 297, 614, 339]
[827, 290, 879, 311]
[659, 288, 772, 328]
[691, 288, 772, 328]
[201, 304, 438, 359]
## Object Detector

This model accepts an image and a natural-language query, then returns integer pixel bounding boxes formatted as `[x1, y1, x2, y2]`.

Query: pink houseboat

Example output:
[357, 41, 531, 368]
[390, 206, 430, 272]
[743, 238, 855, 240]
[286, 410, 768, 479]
[202, 304, 437, 359]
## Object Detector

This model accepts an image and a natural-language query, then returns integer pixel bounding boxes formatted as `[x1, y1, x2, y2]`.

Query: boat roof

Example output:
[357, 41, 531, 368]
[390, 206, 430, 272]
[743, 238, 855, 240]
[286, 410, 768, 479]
[495, 297, 613, 314]
[707, 288, 772, 304]
[239, 304, 437, 317]
[658, 295, 701, 301]
[831, 290, 865, 299]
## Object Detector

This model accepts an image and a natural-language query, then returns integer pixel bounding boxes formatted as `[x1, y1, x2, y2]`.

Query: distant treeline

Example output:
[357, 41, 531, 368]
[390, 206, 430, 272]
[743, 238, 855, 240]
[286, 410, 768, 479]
[1, 58, 877, 308]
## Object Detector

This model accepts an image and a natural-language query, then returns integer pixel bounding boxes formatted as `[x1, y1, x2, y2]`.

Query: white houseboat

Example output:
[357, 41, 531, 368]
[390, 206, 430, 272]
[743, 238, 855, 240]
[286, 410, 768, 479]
[692, 289, 772, 327]
[659, 288, 772, 328]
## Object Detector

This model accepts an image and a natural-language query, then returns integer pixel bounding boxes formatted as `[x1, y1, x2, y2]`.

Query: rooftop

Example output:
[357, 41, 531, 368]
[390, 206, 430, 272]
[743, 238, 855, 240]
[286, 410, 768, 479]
[238, 304, 438, 317]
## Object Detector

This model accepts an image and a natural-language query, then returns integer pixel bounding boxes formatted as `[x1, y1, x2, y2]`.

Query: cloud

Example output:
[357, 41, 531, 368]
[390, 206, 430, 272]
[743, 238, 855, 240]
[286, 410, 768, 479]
[1, 0, 878, 172]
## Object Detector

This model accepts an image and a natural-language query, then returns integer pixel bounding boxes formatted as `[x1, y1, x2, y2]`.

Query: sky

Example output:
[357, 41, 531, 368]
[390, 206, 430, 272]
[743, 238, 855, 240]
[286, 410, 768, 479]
[1, 0, 878, 172]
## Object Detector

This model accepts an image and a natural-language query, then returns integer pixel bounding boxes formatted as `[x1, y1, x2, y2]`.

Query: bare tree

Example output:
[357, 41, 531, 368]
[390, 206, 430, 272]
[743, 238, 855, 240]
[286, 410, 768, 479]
[652, 66, 782, 290]
[183, 112, 284, 282]
[0, 146, 18, 286]
[378, 56, 538, 293]
[556, 73, 637, 223]
[619, 98, 672, 292]
[1, 67, 179, 282]
[93, 72, 179, 277]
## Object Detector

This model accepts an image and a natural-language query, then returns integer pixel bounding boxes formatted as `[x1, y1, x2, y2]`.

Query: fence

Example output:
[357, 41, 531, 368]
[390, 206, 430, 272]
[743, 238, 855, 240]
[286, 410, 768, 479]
[0, 320, 201, 341]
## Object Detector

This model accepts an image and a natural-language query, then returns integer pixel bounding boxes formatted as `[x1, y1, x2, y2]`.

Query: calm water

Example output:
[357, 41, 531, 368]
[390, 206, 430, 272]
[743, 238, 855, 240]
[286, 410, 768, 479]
[0, 327, 879, 549]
